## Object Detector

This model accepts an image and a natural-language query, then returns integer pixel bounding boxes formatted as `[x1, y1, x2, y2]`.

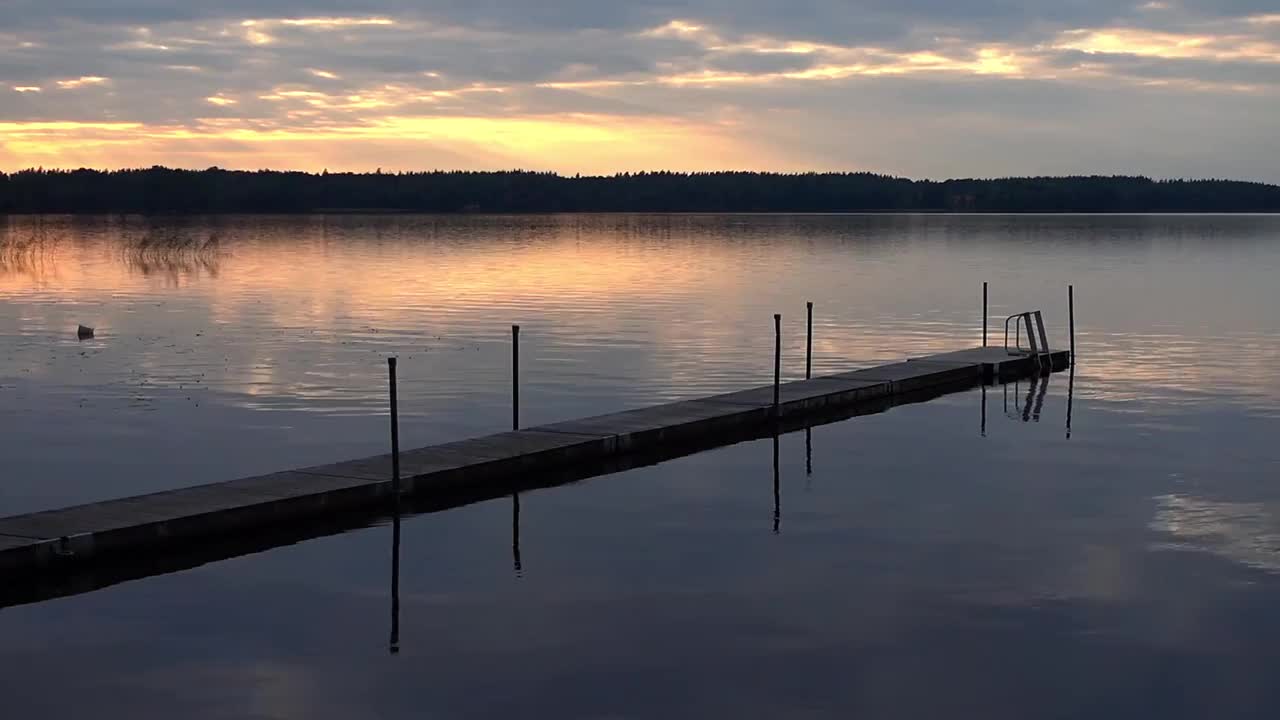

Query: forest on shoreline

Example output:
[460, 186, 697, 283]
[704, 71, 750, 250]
[3, 168, 1279, 214]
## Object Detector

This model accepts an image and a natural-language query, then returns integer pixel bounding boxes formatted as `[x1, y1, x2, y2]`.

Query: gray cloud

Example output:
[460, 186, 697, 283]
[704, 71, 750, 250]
[3, 1, 1268, 37]
[2, 1, 1279, 179]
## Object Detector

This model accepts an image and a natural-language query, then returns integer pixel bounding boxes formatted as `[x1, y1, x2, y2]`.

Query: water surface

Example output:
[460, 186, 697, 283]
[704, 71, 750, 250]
[2, 214, 1279, 718]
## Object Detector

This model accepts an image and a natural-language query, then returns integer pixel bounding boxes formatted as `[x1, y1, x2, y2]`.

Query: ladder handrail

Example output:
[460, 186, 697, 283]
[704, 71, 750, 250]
[1032, 311, 1050, 357]
[1003, 310, 1052, 372]
[1003, 313, 1030, 353]
[1003, 311, 1051, 353]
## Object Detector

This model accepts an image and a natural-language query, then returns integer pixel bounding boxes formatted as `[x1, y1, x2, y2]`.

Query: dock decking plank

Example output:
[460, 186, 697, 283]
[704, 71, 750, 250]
[708, 377, 891, 415]
[537, 398, 770, 449]
[294, 429, 614, 485]
[0, 472, 342, 540]
[834, 360, 982, 391]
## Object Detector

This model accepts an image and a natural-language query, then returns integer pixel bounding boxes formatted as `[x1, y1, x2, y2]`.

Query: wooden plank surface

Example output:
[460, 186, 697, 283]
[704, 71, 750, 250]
[0, 471, 371, 541]
[296, 430, 612, 483]
[708, 377, 890, 408]
[538, 398, 755, 437]
[915, 348, 1030, 364]
[834, 360, 981, 390]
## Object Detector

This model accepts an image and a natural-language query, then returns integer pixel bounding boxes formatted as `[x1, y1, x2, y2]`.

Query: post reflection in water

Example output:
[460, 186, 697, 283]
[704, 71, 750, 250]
[772, 433, 781, 535]
[981, 383, 988, 437]
[389, 503, 401, 656]
[512, 493, 523, 576]
[804, 428, 813, 490]
[1066, 365, 1076, 439]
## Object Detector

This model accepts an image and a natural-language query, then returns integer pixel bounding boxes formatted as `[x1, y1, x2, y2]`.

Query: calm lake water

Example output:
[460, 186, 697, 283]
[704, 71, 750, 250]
[2, 214, 1280, 718]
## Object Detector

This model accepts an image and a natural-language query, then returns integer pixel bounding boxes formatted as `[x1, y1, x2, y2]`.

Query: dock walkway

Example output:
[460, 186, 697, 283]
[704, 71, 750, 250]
[0, 346, 1068, 575]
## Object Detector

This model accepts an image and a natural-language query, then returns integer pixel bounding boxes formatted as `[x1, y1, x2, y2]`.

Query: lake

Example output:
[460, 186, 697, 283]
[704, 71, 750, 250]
[3, 213, 1280, 718]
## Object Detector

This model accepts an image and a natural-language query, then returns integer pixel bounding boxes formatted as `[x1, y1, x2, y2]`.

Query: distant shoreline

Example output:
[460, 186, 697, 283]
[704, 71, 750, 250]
[4, 168, 1279, 214]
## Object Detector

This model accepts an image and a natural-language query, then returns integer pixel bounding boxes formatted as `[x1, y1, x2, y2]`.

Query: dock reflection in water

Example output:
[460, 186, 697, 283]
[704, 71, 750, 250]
[379, 371, 1081, 658]
[4, 367, 1280, 719]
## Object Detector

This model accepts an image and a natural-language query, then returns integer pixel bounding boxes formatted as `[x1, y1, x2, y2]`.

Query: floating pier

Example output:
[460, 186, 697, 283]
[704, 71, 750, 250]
[0, 345, 1068, 577]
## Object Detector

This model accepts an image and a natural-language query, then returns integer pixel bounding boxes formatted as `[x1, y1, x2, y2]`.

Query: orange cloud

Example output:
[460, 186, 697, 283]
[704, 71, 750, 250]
[55, 76, 109, 90]
[1053, 27, 1280, 62]
[277, 17, 396, 28]
[0, 115, 784, 173]
[542, 43, 1033, 90]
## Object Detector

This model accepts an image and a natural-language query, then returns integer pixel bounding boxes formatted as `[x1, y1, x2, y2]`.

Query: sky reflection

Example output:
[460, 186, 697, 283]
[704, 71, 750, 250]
[2, 213, 1279, 512]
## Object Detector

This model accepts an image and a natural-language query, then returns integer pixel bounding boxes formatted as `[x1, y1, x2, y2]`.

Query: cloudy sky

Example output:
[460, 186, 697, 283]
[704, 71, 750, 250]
[2, 1, 1278, 179]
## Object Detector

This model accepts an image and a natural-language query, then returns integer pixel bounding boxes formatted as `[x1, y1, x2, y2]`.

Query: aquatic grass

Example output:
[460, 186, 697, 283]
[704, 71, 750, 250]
[0, 219, 57, 277]
[119, 226, 224, 278]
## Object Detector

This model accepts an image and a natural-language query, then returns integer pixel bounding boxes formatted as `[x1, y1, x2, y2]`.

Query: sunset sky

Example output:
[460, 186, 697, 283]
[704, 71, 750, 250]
[2, 1, 1278, 180]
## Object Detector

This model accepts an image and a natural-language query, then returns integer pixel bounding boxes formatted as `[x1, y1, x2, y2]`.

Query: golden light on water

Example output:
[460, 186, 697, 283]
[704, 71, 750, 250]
[5, 216, 1280, 407]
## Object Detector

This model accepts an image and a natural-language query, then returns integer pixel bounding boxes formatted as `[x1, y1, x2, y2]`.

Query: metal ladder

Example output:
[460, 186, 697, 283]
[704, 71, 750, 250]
[1003, 310, 1052, 372]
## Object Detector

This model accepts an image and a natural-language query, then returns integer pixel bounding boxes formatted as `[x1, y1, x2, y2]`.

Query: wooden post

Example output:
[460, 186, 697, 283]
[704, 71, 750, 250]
[805, 302, 813, 380]
[1067, 283, 1077, 439]
[773, 313, 782, 416]
[1068, 285, 1075, 366]
[512, 324, 520, 431]
[982, 281, 988, 347]
[387, 357, 401, 498]
[387, 357, 402, 653]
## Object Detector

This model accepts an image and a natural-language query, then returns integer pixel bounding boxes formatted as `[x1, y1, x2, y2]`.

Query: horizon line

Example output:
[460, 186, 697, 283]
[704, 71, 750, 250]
[3, 167, 1277, 187]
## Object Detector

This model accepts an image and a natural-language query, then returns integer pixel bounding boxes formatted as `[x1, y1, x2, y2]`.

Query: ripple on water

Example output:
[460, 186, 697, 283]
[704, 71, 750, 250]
[2, 213, 1279, 508]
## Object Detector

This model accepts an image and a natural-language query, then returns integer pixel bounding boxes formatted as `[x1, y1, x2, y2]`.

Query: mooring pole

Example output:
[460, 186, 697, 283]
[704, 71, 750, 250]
[510, 324, 522, 578]
[387, 355, 402, 655]
[805, 301, 813, 380]
[1068, 285, 1075, 366]
[512, 324, 520, 431]
[773, 313, 782, 416]
[983, 281, 989, 347]
[388, 357, 401, 498]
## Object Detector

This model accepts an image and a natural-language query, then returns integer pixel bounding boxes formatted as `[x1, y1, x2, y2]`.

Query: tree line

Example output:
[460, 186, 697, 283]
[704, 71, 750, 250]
[2, 168, 1278, 214]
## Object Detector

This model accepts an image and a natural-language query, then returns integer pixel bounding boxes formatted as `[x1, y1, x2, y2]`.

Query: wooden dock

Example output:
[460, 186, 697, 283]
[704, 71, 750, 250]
[0, 347, 1068, 577]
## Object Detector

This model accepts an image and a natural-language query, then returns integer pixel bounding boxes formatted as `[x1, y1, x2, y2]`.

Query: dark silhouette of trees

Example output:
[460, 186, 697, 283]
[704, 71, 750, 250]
[1, 167, 1277, 214]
